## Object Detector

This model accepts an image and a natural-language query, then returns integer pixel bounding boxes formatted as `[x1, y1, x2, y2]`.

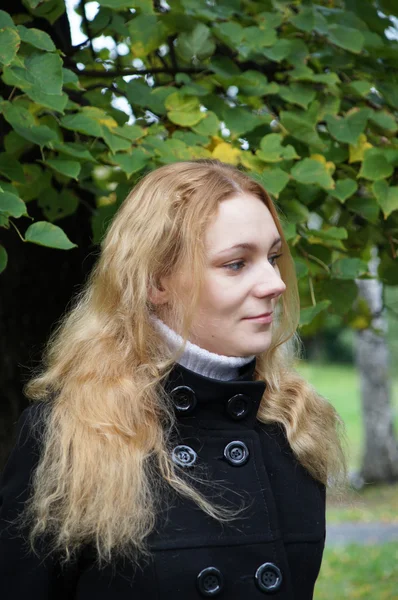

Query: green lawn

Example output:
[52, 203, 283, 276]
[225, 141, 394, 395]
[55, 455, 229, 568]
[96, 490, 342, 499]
[297, 362, 398, 599]
[314, 543, 398, 600]
[296, 361, 398, 471]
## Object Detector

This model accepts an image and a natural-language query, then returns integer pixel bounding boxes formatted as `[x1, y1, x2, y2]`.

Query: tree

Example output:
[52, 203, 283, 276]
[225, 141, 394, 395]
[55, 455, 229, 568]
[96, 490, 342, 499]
[1, 0, 398, 476]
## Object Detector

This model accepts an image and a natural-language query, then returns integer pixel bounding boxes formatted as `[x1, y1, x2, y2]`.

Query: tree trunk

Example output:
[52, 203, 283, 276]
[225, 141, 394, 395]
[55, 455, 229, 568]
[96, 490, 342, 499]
[354, 248, 398, 484]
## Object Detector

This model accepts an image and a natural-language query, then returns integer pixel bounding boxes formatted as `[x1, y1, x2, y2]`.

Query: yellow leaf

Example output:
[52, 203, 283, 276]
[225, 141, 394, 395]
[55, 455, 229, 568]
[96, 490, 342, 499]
[211, 142, 241, 165]
[310, 153, 327, 164]
[206, 135, 223, 152]
[325, 161, 336, 175]
[349, 134, 372, 163]
[240, 152, 265, 172]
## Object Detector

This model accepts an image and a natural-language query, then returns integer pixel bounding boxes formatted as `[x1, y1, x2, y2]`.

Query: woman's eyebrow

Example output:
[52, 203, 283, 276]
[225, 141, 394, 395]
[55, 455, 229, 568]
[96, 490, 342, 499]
[214, 237, 282, 256]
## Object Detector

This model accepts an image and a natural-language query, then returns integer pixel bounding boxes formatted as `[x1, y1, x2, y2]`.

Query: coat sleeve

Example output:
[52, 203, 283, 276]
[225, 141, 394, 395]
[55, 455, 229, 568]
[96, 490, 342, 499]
[0, 404, 79, 600]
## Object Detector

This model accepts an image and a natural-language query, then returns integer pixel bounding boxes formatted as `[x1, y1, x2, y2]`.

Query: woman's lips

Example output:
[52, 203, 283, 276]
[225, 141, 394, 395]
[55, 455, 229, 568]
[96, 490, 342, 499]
[244, 312, 273, 323]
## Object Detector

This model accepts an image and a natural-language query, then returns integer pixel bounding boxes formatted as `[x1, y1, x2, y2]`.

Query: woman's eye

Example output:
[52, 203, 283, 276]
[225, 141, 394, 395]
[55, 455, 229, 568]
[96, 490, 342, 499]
[224, 261, 246, 272]
[269, 254, 282, 267]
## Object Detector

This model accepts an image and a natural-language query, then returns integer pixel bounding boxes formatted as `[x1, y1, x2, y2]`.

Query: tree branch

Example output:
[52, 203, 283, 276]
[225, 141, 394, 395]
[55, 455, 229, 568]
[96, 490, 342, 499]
[81, 0, 96, 62]
[70, 66, 209, 78]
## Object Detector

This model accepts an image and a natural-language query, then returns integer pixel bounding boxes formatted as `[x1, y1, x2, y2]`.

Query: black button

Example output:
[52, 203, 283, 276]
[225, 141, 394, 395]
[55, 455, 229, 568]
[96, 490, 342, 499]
[226, 394, 251, 420]
[172, 445, 197, 467]
[197, 566, 223, 597]
[223, 441, 249, 466]
[255, 562, 282, 593]
[170, 386, 197, 415]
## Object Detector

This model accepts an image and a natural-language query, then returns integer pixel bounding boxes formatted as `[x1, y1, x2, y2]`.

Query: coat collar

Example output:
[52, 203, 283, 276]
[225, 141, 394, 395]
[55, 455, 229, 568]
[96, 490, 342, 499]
[163, 358, 267, 430]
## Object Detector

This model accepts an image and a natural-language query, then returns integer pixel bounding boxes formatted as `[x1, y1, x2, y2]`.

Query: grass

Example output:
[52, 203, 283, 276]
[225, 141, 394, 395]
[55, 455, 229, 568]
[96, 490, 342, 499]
[314, 543, 398, 600]
[297, 361, 398, 472]
[297, 361, 398, 524]
[298, 362, 398, 599]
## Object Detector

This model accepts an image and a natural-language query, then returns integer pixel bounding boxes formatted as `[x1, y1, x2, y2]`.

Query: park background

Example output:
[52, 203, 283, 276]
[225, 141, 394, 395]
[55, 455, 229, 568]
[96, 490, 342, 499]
[1, 0, 398, 597]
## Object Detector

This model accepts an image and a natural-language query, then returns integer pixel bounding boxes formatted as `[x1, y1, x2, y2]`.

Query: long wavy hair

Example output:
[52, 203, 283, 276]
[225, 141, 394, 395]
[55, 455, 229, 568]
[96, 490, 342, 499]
[20, 159, 346, 568]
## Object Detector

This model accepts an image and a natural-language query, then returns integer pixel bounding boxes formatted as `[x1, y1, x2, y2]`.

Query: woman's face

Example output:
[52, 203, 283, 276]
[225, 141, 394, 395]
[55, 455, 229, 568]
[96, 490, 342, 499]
[158, 193, 286, 357]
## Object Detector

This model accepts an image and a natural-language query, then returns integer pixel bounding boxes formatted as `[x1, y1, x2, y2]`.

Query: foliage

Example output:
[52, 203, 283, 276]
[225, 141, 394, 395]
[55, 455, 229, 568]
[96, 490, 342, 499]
[1, 0, 398, 329]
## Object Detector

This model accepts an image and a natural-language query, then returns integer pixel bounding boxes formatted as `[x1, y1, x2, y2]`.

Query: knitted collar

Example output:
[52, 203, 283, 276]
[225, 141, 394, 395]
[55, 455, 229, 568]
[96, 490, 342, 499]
[151, 314, 255, 381]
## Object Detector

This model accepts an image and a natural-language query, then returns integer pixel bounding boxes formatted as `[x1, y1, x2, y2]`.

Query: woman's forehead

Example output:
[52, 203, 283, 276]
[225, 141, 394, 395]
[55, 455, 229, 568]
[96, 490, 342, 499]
[205, 194, 279, 253]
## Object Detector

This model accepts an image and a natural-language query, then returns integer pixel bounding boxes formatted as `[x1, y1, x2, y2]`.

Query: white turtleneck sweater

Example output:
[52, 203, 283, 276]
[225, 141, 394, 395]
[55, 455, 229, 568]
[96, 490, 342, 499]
[151, 314, 255, 381]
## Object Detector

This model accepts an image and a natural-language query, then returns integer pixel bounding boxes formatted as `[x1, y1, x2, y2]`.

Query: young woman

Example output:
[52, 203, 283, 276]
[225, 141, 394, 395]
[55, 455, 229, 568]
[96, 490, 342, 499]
[0, 159, 346, 599]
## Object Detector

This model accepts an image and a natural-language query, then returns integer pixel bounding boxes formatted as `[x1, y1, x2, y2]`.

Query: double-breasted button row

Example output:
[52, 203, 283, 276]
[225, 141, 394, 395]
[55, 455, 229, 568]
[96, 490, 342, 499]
[171, 441, 250, 468]
[169, 387, 253, 421]
[196, 562, 282, 596]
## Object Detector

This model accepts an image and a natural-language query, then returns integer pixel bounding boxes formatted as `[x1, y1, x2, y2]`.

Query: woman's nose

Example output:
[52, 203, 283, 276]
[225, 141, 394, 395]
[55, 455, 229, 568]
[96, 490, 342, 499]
[254, 267, 286, 299]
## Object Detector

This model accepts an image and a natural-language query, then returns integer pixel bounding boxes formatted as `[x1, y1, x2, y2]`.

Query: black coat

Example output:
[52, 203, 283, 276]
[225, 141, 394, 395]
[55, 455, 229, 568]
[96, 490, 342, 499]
[0, 360, 326, 599]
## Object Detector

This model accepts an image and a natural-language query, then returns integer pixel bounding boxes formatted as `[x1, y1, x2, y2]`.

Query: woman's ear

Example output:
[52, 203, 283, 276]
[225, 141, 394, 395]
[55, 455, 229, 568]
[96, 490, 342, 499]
[147, 280, 170, 305]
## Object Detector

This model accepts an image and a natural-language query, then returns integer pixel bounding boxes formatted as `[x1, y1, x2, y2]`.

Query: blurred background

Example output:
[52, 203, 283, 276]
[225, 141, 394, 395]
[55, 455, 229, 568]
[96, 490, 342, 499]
[1, 0, 398, 597]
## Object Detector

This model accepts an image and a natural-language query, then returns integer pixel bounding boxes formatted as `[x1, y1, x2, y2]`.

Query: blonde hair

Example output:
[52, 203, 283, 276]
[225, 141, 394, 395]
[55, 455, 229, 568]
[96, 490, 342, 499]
[20, 159, 346, 568]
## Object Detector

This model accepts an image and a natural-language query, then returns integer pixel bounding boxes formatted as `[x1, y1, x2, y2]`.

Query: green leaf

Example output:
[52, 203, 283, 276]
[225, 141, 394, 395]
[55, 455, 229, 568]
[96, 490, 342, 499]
[51, 141, 96, 162]
[25, 0, 65, 24]
[330, 179, 358, 203]
[223, 107, 271, 138]
[125, 79, 170, 115]
[252, 168, 290, 198]
[192, 111, 220, 136]
[62, 68, 82, 90]
[307, 227, 348, 241]
[0, 245, 7, 273]
[348, 81, 372, 97]
[25, 221, 77, 249]
[280, 110, 325, 151]
[358, 149, 393, 181]
[257, 134, 298, 163]
[318, 280, 358, 315]
[235, 71, 279, 97]
[17, 25, 56, 51]
[0, 191, 28, 218]
[378, 256, 398, 285]
[291, 158, 334, 190]
[25, 52, 63, 95]
[278, 84, 316, 110]
[325, 109, 369, 145]
[213, 22, 244, 47]
[294, 258, 309, 279]
[110, 149, 149, 177]
[241, 23, 277, 52]
[97, 0, 143, 9]
[127, 14, 167, 58]
[37, 188, 79, 222]
[0, 10, 15, 28]
[45, 159, 81, 179]
[369, 111, 398, 132]
[327, 24, 364, 53]
[0, 153, 25, 183]
[165, 93, 204, 127]
[346, 195, 380, 223]
[262, 39, 294, 62]
[101, 127, 131, 153]
[177, 23, 215, 61]
[372, 180, 398, 218]
[1, 101, 58, 146]
[282, 199, 309, 224]
[290, 6, 314, 32]
[60, 112, 102, 137]
[300, 300, 331, 327]
[331, 258, 368, 279]
[15, 164, 51, 202]
[0, 28, 20, 66]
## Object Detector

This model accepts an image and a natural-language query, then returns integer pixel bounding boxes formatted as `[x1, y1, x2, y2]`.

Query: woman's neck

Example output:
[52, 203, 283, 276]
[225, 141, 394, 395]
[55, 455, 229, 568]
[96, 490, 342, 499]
[151, 315, 255, 381]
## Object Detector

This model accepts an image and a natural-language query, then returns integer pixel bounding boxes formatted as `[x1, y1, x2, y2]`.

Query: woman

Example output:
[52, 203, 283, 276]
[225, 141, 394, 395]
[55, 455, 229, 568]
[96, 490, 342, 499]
[0, 159, 346, 599]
